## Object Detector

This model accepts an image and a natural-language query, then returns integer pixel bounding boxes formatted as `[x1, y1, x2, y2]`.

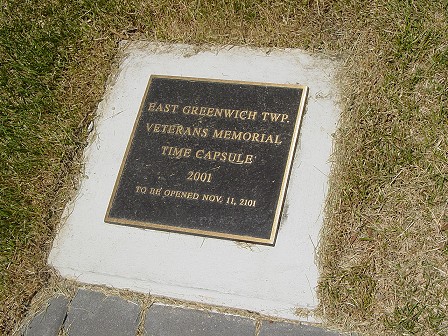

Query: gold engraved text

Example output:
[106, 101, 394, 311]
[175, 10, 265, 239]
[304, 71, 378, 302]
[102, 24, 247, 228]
[147, 123, 208, 138]
[161, 146, 192, 158]
[195, 149, 254, 165]
[261, 112, 289, 123]
[183, 105, 257, 121]
[202, 194, 224, 203]
[163, 189, 200, 200]
[147, 102, 179, 113]
[212, 129, 282, 145]
[187, 171, 212, 183]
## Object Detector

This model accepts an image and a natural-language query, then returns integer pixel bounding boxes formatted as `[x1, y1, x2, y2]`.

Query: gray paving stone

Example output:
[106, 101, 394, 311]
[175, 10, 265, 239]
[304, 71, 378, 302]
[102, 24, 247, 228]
[23, 295, 69, 336]
[259, 321, 343, 336]
[144, 304, 255, 336]
[63, 289, 140, 336]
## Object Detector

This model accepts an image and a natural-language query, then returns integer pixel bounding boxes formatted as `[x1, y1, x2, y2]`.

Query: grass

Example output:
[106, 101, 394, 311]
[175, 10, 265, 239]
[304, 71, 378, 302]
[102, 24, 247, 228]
[318, 1, 448, 334]
[0, 1, 120, 332]
[1, 0, 447, 334]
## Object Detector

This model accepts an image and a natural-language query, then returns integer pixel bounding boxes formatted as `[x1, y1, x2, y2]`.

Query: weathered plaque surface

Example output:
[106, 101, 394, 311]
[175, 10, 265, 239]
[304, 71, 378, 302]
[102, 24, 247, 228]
[105, 75, 308, 245]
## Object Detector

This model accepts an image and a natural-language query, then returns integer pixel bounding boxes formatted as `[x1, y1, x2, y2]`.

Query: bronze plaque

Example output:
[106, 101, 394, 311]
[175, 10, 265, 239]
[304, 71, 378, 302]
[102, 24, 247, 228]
[105, 75, 308, 245]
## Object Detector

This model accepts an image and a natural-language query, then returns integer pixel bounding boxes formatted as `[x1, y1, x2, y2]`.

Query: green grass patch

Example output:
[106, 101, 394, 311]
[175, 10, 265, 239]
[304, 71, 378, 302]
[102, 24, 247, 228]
[0, 0, 121, 331]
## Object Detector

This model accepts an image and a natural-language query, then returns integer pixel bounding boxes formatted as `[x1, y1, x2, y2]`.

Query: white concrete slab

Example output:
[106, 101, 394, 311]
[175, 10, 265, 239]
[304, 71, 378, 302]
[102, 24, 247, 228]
[48, 42, 340, 322]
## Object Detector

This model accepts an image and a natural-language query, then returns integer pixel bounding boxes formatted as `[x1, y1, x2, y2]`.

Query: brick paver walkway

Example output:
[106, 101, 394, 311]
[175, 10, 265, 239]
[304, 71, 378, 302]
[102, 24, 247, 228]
[21, 288, 347, 336]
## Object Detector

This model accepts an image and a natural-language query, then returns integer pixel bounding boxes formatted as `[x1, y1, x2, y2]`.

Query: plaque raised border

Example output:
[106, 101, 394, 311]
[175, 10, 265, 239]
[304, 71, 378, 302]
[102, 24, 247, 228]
[105, 75, 308, 245]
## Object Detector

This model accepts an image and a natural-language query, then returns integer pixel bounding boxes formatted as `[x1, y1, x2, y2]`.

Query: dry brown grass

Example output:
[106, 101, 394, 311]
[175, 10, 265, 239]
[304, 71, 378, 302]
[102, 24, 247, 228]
[1, 0, 447, 335]
[317, 2, 448, 335]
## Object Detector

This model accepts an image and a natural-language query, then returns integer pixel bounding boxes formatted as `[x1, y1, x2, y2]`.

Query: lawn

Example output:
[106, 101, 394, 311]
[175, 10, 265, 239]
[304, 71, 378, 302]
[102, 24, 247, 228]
[1, 0, 447, 335]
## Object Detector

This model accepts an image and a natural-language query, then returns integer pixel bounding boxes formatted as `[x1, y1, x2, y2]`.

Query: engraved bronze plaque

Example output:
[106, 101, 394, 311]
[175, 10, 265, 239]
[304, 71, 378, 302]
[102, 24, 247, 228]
[105, 75, 308, 245]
